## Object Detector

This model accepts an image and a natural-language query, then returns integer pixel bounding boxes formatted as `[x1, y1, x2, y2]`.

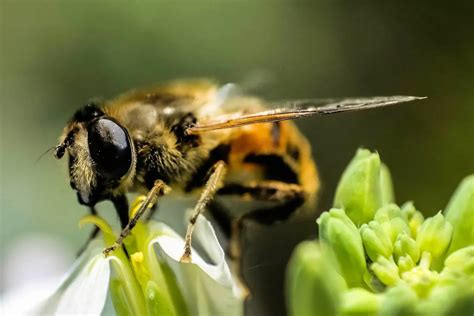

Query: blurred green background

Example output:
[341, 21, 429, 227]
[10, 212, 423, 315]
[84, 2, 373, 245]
[1, 2, 473, 315]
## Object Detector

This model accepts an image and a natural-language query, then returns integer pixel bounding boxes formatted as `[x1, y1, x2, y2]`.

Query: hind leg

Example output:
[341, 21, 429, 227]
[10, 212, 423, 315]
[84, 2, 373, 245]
[218, 181, 305, 203]
[210, 180, 307, 259]
[209, 181, 306, 297]
[180, 161, 227, 263]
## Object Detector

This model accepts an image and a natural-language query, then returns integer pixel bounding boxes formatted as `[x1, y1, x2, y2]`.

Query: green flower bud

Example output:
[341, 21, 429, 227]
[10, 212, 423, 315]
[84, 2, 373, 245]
[397, 255, 415, 275]
[402, 254, 439, 298]
[443, 289, 474, 316]
[318, 208, 367, 287]
[374, 203, 402, 221]
[421, 266, 474, 316]
[341, 288, 380, 316]
[360, 221, 393, 261]
[363, 269, 385, 293]
[289, 152, 473, 316]
[333, 148, 383, 225]
[374, 204, 410, 244]
[394, 233, 420, 263]
[443, 294, 474, 316]
[380, 163, 395, 205]
[389, 218, 410, 244]
[437, 246, 474, 314]
[416, 212, 453, 268]
[443, 245, 474, 277]
[379, 284, 418, 316]
[445, 175, 474, 254]
[287, 241, 345, 316]
[409, 213, 424, 239]
[401, 202, 424, 238]
[370, 257, 400, 286]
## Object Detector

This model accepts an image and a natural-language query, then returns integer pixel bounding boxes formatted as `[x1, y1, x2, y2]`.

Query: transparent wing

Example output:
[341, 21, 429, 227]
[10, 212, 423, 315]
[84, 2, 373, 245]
[186, 96, 426, 134]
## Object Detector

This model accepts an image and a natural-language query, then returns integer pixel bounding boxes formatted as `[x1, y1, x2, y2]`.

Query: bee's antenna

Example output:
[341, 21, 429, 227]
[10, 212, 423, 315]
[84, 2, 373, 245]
[52, 129, 77, 160]
[36, 146, 57, 163]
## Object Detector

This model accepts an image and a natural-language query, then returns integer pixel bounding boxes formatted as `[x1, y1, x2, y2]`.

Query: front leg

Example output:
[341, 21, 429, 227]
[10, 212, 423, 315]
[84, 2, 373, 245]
[180, 161, 227, 263]
[103, 180, 170, 256]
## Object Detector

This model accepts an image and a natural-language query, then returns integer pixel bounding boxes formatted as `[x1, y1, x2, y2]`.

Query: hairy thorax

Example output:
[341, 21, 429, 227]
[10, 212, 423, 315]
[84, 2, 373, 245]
[104, 102, 220, 194]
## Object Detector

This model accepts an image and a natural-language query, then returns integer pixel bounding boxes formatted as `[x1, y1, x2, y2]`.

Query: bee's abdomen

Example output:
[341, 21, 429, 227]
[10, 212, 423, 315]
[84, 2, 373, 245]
[242, 153, 299, 184]
[225, 121, 319, 197]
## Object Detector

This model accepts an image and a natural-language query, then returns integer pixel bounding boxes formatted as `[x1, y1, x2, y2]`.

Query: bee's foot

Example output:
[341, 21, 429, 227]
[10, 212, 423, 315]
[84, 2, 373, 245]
[103, 243, 119, 257]
[179, 249, 192, 263]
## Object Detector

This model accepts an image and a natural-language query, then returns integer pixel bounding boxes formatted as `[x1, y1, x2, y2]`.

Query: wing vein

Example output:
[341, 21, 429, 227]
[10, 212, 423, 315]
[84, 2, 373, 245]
[186, 95, 426, 134]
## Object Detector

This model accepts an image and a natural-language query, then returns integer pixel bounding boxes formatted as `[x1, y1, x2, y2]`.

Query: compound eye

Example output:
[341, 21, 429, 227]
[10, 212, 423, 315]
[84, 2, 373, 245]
[87, 118, 132, 180]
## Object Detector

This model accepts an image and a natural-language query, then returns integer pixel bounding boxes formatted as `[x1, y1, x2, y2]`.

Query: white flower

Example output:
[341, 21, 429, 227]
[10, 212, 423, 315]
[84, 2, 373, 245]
[1, 198, 245, 316]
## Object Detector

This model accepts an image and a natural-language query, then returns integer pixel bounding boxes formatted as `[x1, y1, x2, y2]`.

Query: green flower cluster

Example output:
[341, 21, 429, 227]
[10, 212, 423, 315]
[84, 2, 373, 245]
[287, 149, 474, 316]
[80, 197, 189, 316]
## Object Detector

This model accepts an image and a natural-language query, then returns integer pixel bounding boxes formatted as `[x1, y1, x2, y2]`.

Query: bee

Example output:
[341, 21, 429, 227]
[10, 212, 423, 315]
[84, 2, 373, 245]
[55, 79, 423, 262]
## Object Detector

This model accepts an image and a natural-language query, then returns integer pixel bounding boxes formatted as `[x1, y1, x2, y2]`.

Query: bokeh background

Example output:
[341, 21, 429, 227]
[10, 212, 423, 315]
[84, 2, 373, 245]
[1, 2, 473, 315]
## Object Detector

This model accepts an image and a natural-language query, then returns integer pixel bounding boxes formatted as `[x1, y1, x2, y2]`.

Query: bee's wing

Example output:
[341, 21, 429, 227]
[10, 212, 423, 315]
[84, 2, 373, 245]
[198, 83, 242, 115]
[186, 96, 426, 134]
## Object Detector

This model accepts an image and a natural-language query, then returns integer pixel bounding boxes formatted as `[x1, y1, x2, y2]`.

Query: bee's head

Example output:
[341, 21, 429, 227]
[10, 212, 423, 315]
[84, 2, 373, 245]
[55, 103, 135, 206]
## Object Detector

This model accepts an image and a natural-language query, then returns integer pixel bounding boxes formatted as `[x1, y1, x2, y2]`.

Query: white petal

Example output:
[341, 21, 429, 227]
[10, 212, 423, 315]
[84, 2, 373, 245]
[148, 215, 244, 316]
[9, 239, 111, 316]
[101, 289, 118, 316]
[0, 279, 62, 316]
[0, 235, 74, 315]
[53, 254, 110, 315]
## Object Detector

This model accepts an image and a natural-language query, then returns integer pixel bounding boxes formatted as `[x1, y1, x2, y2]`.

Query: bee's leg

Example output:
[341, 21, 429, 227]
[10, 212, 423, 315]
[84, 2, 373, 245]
[237, 194, 303, 254]
[217, 181, 306, 259]
[206, 189, 304, 297]
[211, 181, 307, 256]
[103, 180, 169, 256]
[180, 161, 227, 263]
[224, 190, 304, 294]
[76, 206, 100, 257]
